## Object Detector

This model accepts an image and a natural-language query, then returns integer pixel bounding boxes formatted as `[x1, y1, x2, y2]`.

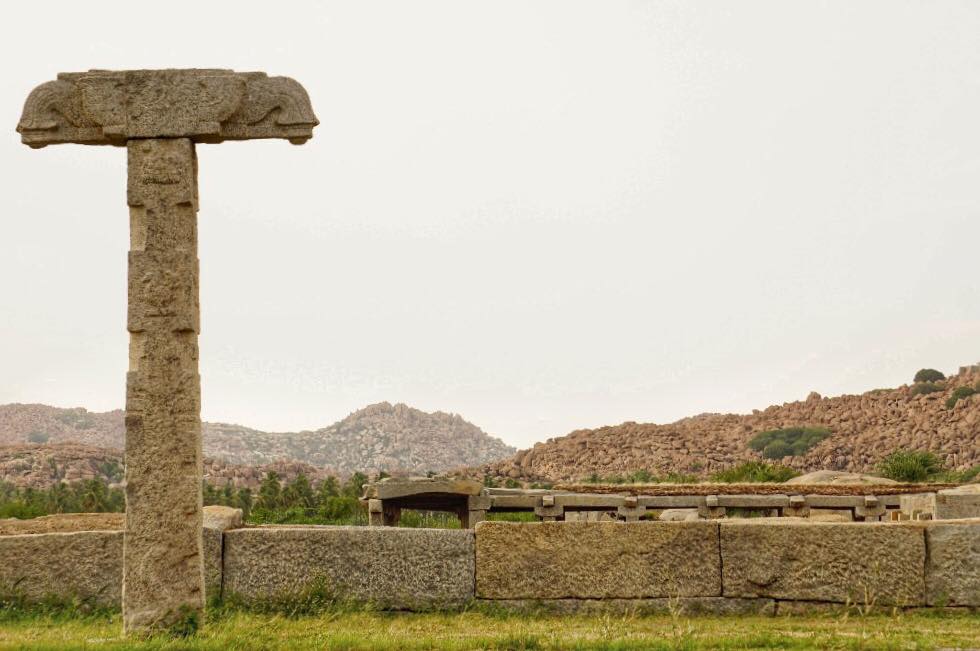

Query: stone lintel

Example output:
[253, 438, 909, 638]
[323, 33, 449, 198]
[17, 69, 318, 148]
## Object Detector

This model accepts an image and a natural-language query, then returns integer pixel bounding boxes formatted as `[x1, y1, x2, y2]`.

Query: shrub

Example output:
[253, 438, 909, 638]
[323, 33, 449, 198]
[959, 465, 980, 483]
[877, 450, 943, 482]
[914, 368, 946, 383]
[711, 461, 799, 483]
[26, 431, 49, 444]
[748, 426, 831, 459]
[945, 386, 976, 409]
[910, 381, 945, 396]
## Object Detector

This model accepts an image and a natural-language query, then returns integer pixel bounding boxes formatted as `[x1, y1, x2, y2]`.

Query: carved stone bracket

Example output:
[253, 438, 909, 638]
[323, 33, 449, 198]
[17, 69, 318, 148]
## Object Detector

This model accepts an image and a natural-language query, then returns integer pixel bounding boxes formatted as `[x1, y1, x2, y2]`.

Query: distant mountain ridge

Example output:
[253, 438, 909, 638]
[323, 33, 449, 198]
[480, 364, 980, 482]
[0, 401, 515, 475]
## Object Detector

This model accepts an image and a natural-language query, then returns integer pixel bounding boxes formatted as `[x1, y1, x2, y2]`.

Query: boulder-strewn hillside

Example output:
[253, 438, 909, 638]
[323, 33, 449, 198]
[481, 365, 980, 482]
[0, 402, 514, 475]
[0, 443, 335, 490]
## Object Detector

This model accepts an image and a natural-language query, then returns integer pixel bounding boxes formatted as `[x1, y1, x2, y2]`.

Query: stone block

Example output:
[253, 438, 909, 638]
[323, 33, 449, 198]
[935, 486, 980, 520]
[900, 493, 936, 517]
[475, 521, 720, 599]
[925, 521, 980, 606]
[658, 508, 700, 522]
[362, 477, 483, 501]
[223, 526, 473, 608]
[807, 509, 853, 522]
[203, 505, 243, 531]
[0, 531, 122, 607]
[720, 520, 925, 605]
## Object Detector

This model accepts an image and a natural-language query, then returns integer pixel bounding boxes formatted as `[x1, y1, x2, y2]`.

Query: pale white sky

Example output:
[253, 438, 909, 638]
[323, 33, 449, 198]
[2, 1, 979, 448]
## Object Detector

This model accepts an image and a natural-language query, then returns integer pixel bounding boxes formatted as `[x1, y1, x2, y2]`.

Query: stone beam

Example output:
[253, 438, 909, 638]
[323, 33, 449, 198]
[17, 69, 317, 148]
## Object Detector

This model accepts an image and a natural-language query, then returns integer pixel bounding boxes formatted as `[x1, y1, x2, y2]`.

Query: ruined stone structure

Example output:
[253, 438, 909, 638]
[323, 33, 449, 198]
[2, 516, 979, 613]
[16, 69, 317, 633]
[362, 478, 976, 526]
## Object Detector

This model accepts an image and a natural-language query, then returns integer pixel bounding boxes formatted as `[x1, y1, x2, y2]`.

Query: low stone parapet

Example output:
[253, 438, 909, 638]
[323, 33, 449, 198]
[222, 526, 474, 609]
[925, 520, 980, 606]
[0, 531, 123, 607]
[475, 521, 720, 599]
[2, 518, 977, 613]
[720, 519, 926, 605]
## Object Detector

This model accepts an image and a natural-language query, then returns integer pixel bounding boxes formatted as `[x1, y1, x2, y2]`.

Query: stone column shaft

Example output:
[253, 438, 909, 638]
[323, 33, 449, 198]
[123, 138, 204, 632]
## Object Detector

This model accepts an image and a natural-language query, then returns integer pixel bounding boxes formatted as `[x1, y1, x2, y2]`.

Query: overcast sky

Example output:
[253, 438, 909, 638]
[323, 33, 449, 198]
[2, 1, 979, 448]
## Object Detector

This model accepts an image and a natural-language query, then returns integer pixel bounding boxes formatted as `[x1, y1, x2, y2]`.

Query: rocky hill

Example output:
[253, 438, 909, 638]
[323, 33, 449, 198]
[0, 442, 333, 490]
[481, 364, 980, 482]
[0, 402, 514, 476]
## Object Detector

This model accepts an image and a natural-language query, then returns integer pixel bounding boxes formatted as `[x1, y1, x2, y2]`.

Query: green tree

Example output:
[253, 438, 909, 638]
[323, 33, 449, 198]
[342, 472, 368, 498]
[914, 368, 946, 383]
[236, 487, 253, 519]
[257, 471, 282, 509]
[316, 476, 340, 501]
[283, 473, 315, 508]
[748, 427, 831, 459]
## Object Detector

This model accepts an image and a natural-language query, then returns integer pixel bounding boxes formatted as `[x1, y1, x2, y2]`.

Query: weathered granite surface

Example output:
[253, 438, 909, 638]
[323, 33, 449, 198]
[475, 521, 720, 599]
[17, 69, 317, 147]
[17, 68, 317, 635]
[203, 505, 244, 531]
[0, 531, 122, 606]
[362, 477, 484, 500]
[925, 520, 980, 606]
[122, 137, 205, 632]
[721, 520, 925, 605]
[0, 528, 224, 608]
[935, 485, 980, 520]
[223, 526, 474, 608]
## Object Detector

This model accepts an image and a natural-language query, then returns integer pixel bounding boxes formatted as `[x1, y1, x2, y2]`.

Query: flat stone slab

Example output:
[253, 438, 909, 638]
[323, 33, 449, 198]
[223, 526, 474, 608]
[475, 521, 720, 599]
[0, 528, 224, 608]
[362, 477, 483, 500]
[925, 521, 980, 606]
[0, 513, 124, 535]
[935, 487, 980, 520]
[0, 531, 122, 606]
[720, 520, 925, 605]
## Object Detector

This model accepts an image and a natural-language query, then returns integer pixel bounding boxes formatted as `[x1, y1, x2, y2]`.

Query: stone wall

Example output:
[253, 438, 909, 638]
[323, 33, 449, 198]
[2, 520, 977, 612]
[223, 526, 474, 608]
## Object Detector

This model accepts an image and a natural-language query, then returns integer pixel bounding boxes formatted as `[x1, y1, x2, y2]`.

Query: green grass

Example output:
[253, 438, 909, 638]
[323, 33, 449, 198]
[0, 608, 978, 650]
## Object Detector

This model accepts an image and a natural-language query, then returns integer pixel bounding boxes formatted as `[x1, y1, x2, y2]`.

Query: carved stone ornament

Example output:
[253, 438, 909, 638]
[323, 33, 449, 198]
[17, 69, 318, 147]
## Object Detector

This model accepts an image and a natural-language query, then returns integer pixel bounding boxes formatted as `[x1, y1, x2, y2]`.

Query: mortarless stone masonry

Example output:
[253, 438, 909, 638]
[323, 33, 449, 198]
[475, 520, 721, 599]
[720, 519, 925, 605]
[3, 519, 978, 614]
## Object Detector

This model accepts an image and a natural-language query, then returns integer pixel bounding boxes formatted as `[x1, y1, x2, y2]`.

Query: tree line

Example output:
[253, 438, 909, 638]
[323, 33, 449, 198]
[0, 471, 372, 523]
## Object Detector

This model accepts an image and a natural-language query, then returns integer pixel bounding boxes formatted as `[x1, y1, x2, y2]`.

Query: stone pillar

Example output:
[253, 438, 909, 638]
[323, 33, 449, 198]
[123, 138, 204, 633]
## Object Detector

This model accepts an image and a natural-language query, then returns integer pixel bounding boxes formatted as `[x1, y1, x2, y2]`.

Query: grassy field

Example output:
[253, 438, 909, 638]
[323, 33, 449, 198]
[1, 609, 978, 650]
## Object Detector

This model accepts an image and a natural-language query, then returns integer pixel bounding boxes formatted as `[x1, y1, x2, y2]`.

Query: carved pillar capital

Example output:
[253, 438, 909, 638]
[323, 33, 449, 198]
[17, 69, 318, 148]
